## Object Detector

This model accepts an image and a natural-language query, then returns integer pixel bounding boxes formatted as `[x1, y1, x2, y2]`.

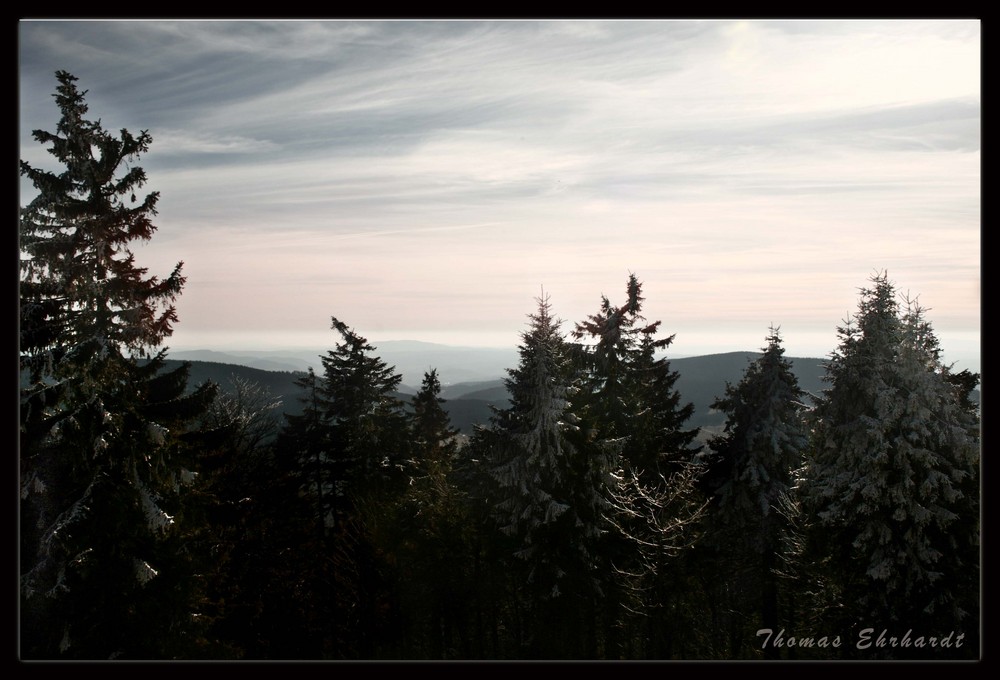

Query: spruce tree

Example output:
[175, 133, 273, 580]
[278, 318, 410, 657]
[488, 295, 616, 657]
[409, 369, 460, 479]
[706, 327, 807, 548]
[702, 327, 808, 656]
[320, 317, 409, 502]
[797, 272, 980, 658]
[572, 274, 702, 658]
[19, 71, 216, 659]
[571, 274, 646, 463]
[258, 367, 343, 657]
[276, 320, 409, 527]
[386, 369, 476, 658]
[573, 273, 699, 479]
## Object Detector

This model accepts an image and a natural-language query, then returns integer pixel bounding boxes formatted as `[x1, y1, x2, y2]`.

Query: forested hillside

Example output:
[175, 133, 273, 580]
[157, 351, 831, 435]
[19, 71, 980, 661]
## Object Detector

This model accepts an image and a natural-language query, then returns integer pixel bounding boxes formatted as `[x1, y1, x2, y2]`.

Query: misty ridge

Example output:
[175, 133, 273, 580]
[162, 345, 836, 437]
[164, 337, 980, 438]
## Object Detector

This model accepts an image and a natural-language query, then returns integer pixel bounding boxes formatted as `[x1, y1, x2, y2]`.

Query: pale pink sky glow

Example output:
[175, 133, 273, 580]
[20, 19, 980, 373]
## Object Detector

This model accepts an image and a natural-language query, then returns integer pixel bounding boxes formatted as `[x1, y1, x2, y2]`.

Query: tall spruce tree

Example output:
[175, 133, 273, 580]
[19, 71, 216, 658]
[276, 319, 410, 522]
[796, 272, 980, 658]
[702, 327, 808, 656]
[488, 295, 616, 657]
[573, 273, 698, 478]
[572, 274, 646, 464]
[572, 274, 703, 658]
[320, 317, 409, 502]
[386, 369, 475, 658]
[271, 318, 411, 657]
[409, 369, 459, 479]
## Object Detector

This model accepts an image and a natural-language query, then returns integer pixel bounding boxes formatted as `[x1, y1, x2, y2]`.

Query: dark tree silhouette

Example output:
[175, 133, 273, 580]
[20, 71, 216, 659]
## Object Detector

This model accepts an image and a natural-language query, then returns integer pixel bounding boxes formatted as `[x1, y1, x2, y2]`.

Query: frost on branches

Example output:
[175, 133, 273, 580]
[488, 296, 615, 598]
[796, 272, 979, 645]
[697, 327, 808, 649]
[705, 327, 808, 551]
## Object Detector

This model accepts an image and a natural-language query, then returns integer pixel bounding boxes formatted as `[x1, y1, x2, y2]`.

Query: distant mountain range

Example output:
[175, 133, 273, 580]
[168, 340, 519, 388]
[162, 347, 839, 436]
[18, 339, 982, 444]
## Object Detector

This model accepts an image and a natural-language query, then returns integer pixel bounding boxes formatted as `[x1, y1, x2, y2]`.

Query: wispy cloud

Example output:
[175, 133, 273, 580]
[19, 19, 980, 371]
[151, 129, 279, 155]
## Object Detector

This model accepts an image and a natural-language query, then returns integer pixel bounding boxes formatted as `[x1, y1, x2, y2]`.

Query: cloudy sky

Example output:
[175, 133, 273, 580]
[18, 20, 981, 372]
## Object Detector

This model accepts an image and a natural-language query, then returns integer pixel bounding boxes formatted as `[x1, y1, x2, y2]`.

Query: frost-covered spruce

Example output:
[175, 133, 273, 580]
[799, 272, 980, 635]
[706, 327, 808, 549]
[489, 295, 616, 601]
[702, 327, 808, 643]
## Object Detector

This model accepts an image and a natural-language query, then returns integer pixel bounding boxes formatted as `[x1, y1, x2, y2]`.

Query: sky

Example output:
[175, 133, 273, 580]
[18, 19, 981, 373]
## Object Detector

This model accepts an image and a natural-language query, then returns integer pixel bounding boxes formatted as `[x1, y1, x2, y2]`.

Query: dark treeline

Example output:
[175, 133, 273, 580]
[20, 72, 981, 661]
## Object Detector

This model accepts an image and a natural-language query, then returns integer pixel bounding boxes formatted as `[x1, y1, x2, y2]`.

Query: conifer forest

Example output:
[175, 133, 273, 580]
[19, 72, 981, 661]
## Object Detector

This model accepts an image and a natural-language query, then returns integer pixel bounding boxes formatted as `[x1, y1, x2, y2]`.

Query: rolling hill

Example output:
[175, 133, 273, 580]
[159, 350, 839, 436]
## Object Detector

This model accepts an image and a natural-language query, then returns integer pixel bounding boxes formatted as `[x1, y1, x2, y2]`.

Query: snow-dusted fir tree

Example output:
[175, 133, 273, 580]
[489, 295, 617, 655]
[702, 327, 808, 649]
[492, 296, 612, 588]
[797, 273, 979, 652]
[19, 71, 216, 658]
[706, 327, 807, 545]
